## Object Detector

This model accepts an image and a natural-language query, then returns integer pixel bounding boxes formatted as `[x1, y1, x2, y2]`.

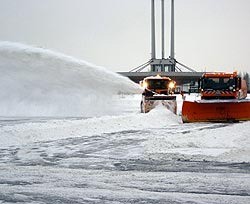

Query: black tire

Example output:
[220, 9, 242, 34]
[140, 101, 144, 113]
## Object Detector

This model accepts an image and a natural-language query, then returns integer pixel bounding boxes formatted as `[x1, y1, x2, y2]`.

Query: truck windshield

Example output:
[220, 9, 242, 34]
[147, 79, 169, 89]
[201, 77, 236, 90]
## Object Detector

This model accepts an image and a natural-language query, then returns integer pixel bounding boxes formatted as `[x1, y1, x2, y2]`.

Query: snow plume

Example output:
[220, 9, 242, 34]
[0, 41, 141, 117]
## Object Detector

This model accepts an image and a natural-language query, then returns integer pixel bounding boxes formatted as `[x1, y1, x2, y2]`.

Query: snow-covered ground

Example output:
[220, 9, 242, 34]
[0, 42, 249, 203]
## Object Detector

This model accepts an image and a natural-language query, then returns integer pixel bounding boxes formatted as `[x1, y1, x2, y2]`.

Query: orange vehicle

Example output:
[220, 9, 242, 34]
[140, 75, 177, 114]
[182, 72, 250, 122]
[200, 72, 247, 100]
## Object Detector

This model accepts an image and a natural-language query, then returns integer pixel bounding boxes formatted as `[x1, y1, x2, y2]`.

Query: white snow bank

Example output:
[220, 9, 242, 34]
[0, 41, 141, 117]
[0, 106, 181, 148]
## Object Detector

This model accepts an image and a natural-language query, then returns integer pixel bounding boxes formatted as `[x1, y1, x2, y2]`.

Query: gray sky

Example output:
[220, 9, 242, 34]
[0, 0, 250, 73]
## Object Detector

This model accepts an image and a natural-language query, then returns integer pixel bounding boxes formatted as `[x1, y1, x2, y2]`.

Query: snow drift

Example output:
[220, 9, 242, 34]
[0, 105, 181, 148]
[0, 42, 141, 117]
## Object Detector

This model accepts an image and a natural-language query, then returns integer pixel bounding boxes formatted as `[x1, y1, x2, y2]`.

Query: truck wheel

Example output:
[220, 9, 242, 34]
[140, 101, 144, 113]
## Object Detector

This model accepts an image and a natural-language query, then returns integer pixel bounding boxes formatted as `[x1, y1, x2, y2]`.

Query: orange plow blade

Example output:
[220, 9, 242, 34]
[182, 100, 250, 123]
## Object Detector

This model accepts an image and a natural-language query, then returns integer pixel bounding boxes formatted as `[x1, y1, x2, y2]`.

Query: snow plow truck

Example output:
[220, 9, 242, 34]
[140, 75, 177, 114]
[182, 71, 250, 122]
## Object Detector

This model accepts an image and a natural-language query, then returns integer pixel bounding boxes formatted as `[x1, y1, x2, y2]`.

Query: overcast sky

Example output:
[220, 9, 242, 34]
[0, 0, 250, 73]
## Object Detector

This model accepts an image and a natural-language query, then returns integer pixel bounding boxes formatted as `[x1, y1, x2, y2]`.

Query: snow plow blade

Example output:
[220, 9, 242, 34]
[141, 95, 177, 114]
[182, 100, 250, 123]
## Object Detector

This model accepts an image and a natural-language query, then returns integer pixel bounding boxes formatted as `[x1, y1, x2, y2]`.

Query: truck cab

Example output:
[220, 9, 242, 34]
[199, 72, 246, 99]
[140, 76, 177, 113]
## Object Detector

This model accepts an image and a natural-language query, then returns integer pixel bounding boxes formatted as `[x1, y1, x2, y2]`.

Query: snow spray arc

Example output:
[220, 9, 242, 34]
[0, 42, 141, 117]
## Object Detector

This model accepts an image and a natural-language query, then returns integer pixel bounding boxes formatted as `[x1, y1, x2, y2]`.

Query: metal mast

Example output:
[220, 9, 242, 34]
[170, 0, 175, 60]
[149, 0, 176, 72]
[151, 0, 156, 60]
[126, 0, 198, 80]
[161, 0, 165, 59]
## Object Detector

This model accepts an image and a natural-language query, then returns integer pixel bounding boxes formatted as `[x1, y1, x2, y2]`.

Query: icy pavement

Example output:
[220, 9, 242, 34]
[0, 95, 250, 204]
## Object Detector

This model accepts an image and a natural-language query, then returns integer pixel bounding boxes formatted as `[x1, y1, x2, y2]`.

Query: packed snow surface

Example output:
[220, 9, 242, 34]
[0, 93, 250, 163]
[0, 42, 249, 203]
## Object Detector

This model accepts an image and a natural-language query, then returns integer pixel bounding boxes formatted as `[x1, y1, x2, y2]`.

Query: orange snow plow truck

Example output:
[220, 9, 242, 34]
[140, 75, 177, 114]
[182, 71, 250, 122]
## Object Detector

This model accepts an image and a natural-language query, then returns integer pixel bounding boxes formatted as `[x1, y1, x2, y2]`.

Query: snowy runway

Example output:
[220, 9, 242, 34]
[0, 42, 249, 203]
[1, 165, 250, 204]
[0, 95, 250, 203]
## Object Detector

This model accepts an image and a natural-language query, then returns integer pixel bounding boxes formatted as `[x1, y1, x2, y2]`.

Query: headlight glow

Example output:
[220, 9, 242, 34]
[143, 81, 148, 89]
[168, 81, 175, 89]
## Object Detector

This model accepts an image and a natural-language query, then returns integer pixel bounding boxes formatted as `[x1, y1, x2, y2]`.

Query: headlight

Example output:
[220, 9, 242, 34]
[168, 81, 175, 89]
[143, 81, 148, 89]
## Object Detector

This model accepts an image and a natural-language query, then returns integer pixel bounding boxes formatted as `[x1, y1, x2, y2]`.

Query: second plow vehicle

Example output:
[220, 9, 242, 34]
[182, 71, 250, 122]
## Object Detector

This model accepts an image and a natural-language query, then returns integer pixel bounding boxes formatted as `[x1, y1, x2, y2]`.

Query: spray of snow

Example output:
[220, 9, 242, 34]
[0, 41, 141, 117]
